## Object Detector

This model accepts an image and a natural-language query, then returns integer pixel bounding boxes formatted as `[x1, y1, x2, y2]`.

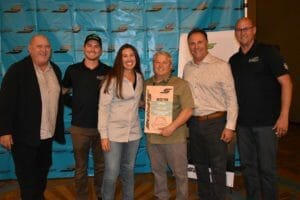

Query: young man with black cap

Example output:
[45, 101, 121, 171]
[62, 33, 111, 200]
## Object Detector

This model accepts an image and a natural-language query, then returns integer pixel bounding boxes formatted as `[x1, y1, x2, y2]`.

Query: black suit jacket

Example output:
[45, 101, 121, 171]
[0, 56, 65, 146]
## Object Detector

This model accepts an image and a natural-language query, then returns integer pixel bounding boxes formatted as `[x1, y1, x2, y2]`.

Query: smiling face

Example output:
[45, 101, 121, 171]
[188, 32, 208, 64]
[122, 47, 136, 71]
[235, 18, 256, 51]
[153, 52, 172, 81]
[28, 35, 51, 68]
[83, 39, 102, 61]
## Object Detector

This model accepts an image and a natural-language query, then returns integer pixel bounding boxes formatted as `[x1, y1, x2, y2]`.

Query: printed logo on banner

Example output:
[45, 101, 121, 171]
[192, 2, 208, 11]
[159, 23, 175, 32]
[112, 25, 128, 33]
[4, 4, 22, 13]
[146, 4, 163, 12]
[17, 25, 34, 33]
[6, 46, 25, 54]
[54, 45, 71, 53]
[100, 4, 116, 13]
[52, 4, 68, 13]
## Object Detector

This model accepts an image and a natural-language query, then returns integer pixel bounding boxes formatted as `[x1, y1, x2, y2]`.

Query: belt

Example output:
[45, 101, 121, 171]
[194, 111, 226, 121]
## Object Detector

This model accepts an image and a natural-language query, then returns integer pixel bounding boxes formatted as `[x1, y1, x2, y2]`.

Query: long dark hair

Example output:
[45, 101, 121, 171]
[103, 43, 143, 99]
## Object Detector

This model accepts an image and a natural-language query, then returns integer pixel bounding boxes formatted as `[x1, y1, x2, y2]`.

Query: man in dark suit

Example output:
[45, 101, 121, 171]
[0, 34, 65, 200]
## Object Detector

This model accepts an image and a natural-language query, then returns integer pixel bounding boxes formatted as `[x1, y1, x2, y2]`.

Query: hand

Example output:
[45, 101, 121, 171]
[0, 134, 13, 150]
[273, 115, 289, 137]
[159, 124, 176, 137]
[101, 138, 111, 152]
[220, 128, 234, 143]
[139, 100, 145, 108]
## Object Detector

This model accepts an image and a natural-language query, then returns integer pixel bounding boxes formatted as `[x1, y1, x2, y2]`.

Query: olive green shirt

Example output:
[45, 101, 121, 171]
[144, 76, 194, 144]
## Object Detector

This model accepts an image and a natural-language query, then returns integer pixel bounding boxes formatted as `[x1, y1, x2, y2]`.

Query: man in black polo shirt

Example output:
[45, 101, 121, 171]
[62, 34, 111, 200]
[229, 17, 293, 200]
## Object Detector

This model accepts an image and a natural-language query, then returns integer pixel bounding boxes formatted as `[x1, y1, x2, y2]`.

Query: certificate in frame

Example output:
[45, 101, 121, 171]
[144, 85, 173, 134]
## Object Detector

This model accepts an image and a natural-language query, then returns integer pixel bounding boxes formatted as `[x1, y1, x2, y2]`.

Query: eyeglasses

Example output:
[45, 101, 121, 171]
[235, 26, 253, 32]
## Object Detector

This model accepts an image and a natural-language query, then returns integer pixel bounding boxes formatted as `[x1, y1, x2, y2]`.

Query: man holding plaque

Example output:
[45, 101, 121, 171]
[183, 28, 238, 200]
[144, 51, 194, 200]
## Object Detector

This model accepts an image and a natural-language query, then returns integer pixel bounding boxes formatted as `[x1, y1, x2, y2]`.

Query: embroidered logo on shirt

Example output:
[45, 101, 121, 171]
[248, 56, 259, 63]
[96, 75, 105, 80]
[97, 75, 106, 88]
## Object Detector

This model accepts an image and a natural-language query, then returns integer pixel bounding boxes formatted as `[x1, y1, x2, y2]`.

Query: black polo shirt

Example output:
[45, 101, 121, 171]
[62, 60, 111, 128]
[229, 42, 289, 126]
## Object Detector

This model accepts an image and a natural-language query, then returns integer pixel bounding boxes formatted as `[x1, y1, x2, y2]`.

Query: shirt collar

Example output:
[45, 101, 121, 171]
[238, 40, 258, 56]
[82, 59, 101, 71]
[33, 62, 52, 73]
[190, 53, 214, 66]
[151, 74, 172, 85]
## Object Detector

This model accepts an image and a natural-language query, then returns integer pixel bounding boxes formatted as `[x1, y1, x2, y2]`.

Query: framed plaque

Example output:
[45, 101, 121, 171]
[144, 85, 173, 134]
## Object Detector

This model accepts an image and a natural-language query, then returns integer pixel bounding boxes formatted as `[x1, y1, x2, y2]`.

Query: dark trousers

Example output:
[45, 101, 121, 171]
[11, 138, 52, 200]
[237, 125, 278, 200]
[70, 126, 104, 200]
[189, 116, 227, 200]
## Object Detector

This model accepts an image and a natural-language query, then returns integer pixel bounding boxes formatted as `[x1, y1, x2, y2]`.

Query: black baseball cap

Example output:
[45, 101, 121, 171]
[84, 33, 102, 47]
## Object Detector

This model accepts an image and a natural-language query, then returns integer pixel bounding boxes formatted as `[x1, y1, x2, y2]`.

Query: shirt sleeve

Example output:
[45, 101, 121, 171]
[264, 46, 289, 78]
[179, 81, 195, 109]
[62, 66, 72, 88]
[98, 79, 114, 139]
[61, 66, 73, 107]
[0, 65, 19, 134]
[221, 62, 238, 130]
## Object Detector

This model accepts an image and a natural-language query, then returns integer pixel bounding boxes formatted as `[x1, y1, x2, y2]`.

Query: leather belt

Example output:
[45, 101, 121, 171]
[194, 111, 226, 121]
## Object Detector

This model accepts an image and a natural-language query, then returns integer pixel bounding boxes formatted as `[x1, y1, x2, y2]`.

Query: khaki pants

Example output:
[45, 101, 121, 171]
[148, 142, 188, 200]
[70, 125, 104, 200]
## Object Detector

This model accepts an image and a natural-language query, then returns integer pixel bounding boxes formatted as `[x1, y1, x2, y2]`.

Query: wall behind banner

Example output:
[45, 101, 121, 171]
[0, 0, 244, 180]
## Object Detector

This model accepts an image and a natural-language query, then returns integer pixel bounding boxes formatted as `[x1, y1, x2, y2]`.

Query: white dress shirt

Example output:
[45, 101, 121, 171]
[183, 53, 238, 130]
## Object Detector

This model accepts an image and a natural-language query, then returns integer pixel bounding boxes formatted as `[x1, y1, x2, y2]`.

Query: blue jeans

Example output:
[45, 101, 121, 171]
[237, 125, 278, 200]
[102, 139, 140, 200]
